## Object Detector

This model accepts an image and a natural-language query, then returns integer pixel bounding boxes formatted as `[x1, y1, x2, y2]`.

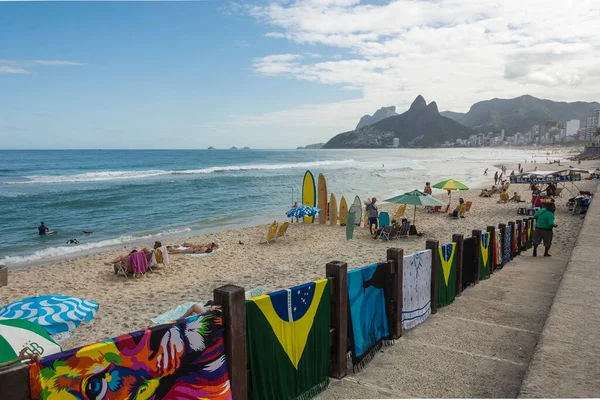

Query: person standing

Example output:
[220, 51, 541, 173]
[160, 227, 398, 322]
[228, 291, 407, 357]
[484, 168, 488, 176]
[494, 171, 499, 185]
[366, 197, 378, 235]
[38, 221, 50, 235]
[532, 203, 557, 257]
[518, 163, 521, 171]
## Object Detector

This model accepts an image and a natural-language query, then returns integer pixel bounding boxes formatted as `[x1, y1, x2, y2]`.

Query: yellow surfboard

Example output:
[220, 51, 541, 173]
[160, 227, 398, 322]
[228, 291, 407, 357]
[302, 171, 316, 224]
[329, 193, 338, 225]
[318, 173, 327, 224]
[339, 196, 348, 226]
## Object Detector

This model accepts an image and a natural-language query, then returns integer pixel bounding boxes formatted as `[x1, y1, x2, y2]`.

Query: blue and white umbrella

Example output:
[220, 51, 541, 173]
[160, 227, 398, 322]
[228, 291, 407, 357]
[0, 295, 99, 335]
[286, 206, 321, 219]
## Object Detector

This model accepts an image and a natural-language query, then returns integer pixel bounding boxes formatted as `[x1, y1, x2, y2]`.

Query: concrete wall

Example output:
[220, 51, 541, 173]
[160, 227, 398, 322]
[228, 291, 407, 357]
[519, 183, 600, 397]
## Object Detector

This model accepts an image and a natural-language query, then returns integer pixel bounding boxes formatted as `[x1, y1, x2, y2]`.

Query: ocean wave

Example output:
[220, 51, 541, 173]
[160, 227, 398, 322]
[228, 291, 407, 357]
[5, 159, 356, 184]
[0, 227, 192, 265]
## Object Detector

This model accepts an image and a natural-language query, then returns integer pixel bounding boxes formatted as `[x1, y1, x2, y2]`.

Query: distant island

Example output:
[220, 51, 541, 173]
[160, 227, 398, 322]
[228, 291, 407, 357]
[207, 146, 215, 150]
[242, 146, 250, 150]
[297, 143, 325, 149]
[230, 146, 238, 150]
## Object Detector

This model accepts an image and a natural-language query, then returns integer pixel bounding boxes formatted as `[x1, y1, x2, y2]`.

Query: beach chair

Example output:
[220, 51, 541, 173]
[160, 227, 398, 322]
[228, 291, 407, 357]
[394, 205, 406, 219]
[397, 220, 410, 238]
[379, 223, 399, 241]
[114, 261, 130, 278]
[465, 201, 473, 212]
[379, 212, 390, 228]
[260, 221, 278, 244]
[275, 222, 290, 242]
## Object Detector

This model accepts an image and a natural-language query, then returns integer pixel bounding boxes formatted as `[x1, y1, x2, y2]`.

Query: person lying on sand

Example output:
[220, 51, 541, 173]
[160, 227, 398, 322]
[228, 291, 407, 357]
[479, 189, 492, 197]
[181, 301, 222, 319]
[509, 192, 525, 203]
[168, 241, 219, 254]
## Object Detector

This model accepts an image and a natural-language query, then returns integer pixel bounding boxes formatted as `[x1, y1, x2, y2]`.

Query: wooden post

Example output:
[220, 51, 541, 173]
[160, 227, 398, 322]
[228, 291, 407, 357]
[386, 248, 404, 339]
[426, 240, 440, 314]
[0, 363, 29, 400]
[499, 223, 506, 268]
[451, 234, 464, 297]
[326, 261, 348, 379]
[487, 226, 496, 274]
[472, 230, 482, 284]
[214, 285, 247, 400]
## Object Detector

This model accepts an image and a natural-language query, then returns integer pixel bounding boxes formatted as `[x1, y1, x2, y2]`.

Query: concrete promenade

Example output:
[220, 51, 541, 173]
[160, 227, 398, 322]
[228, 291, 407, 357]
[519, 185, 600, 397]
[323, 186, 598, 399]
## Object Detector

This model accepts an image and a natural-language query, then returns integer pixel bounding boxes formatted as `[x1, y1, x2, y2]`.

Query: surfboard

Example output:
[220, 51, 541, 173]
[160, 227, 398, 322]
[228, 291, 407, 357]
[318, 173, 327, 224]
[346, 211, 356, 240]
[352, 195, 362, 226]
[302, 170, 316, 224]
[329, 193, 338, 225]
[339, 196, 348, 226]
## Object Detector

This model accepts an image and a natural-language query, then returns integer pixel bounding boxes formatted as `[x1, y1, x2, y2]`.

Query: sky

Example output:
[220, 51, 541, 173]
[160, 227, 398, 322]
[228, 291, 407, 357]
[1, 0, 599, 149]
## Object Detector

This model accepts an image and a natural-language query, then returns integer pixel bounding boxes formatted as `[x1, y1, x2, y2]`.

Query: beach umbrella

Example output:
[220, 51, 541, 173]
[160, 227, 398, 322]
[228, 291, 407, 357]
[286, 206, 321, 219]
[0, 295, 99, 335]
[432, 179, 469, 204]
[0, 319, 62, 364]
[385, 189, 447, 223]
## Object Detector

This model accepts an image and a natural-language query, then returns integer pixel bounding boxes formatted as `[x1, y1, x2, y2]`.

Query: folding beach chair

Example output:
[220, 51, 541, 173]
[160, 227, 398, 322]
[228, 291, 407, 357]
[379, 212, 390, 228]
[115, 261, 130, 278]
[275, 222, 290, 242]
[397, 220, 410, 238]
[379, 223, 399, 241]
[394, 205, 406, 219]
[465, 201, 473, 212]
[260, 221, 278, 244]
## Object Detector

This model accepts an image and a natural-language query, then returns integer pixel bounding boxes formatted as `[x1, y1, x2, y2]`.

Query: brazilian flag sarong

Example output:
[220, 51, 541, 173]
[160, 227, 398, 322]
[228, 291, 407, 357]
[348, 263, 393, 371]
[438, 243, 457, 308]
[479, 232, 490, 280]
[526, 220, 533, 249]
[246, 279, 330, 400]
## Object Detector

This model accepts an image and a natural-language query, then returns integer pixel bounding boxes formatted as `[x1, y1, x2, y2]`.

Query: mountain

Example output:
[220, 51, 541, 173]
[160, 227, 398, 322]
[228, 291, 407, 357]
[322, 96, 475, 148]
[297, 142, 325, 149]
[356, 106, 397, 129]
[441, 95, 600, 134]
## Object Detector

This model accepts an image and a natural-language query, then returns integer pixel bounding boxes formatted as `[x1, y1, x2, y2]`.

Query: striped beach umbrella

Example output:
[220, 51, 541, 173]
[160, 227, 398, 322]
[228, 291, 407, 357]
[0, 319, 62, 363]
[432, 179, 469, 204]
[0, 295, 99, 335]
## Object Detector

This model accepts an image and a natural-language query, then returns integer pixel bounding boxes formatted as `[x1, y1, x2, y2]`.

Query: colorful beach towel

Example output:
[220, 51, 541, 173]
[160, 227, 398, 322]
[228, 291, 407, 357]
[496, 229, 503, 266]
[526, 219, 533, 249]
[402, 250, 432, 330]
[246, 279, 330, 400]
[504, 226, 512, 264]
[438, 243, 457, 308]
[512, 225, 518, 256]
[30, 311, 232, 400]
[521, 221, 527, 251]
[348, 263, 393, 371]
[150, 301, 200, 324]
[479, 232, 490, 280]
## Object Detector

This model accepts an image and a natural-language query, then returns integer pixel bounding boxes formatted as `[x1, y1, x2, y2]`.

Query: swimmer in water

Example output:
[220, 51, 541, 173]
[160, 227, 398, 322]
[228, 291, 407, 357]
[38, 221, 50, 235]
[66, 239, 79, 245]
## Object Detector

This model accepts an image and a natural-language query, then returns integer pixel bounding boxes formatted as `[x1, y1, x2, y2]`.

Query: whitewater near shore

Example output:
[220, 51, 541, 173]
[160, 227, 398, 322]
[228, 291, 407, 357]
[1, 159, 597, 350]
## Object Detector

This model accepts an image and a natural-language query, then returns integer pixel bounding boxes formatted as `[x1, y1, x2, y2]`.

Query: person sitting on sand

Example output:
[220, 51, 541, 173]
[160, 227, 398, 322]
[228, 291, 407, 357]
[181, 301, 222, 319]
[449, 198, 465, 218]
[497, 190, 509, 203]
[509, 192, 525, 203]
[169, 241, 219, 254]
[479, 188, 491, 197]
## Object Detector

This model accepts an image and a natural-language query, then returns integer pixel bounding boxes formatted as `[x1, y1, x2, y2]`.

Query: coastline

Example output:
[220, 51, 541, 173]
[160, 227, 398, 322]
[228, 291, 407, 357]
[1, 158, 596, 352]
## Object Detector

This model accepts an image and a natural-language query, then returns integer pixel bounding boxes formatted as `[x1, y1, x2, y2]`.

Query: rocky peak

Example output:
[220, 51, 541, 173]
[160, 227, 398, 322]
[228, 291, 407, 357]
[409, 95, 427, 112]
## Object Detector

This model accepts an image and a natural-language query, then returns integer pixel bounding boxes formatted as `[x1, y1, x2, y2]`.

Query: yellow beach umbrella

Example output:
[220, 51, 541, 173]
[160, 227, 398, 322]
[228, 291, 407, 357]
[432, 179, 469, 204]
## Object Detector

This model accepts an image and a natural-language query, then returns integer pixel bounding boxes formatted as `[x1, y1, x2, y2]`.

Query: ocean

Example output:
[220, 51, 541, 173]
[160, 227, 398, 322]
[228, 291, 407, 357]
[0, 148, 546, 267]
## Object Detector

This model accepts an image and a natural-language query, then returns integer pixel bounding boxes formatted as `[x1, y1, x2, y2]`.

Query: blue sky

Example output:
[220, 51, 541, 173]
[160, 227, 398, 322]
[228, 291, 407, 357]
[1, 0, 599, 149]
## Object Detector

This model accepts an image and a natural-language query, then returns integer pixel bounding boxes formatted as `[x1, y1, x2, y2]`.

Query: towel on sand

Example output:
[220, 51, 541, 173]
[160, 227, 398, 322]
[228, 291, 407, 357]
[150, 302, 202, 325]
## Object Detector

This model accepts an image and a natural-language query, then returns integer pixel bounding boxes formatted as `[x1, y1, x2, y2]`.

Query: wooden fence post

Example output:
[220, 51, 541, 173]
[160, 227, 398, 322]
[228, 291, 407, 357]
[487, 226, 496, 274]
[498, 223, 506, 269]
[472, 229, 482, 284]
[326, 261, 348, 379]
[451, 234, 464, 297]
[214, 285, 247, 400]
[386, 248, 403, 339]
[426, 240, 439, 315]
[0, 363, 29, 400]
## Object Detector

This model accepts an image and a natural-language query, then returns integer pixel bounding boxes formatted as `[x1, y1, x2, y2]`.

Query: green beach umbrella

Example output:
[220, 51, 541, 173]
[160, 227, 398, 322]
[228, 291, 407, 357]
[385, 189, 447, 223]
[432, 179, 469, 204]
[0, 319, 62, 364]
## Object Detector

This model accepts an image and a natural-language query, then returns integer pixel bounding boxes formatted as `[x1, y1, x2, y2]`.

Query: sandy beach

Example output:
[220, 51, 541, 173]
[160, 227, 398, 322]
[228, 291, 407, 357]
[1, 159, 597, 351]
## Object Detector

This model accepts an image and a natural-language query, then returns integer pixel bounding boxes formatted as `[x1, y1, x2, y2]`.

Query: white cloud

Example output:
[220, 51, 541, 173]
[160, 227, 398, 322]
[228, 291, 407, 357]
[236, 0, 600, 135]
[0, 59, 83, 74]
